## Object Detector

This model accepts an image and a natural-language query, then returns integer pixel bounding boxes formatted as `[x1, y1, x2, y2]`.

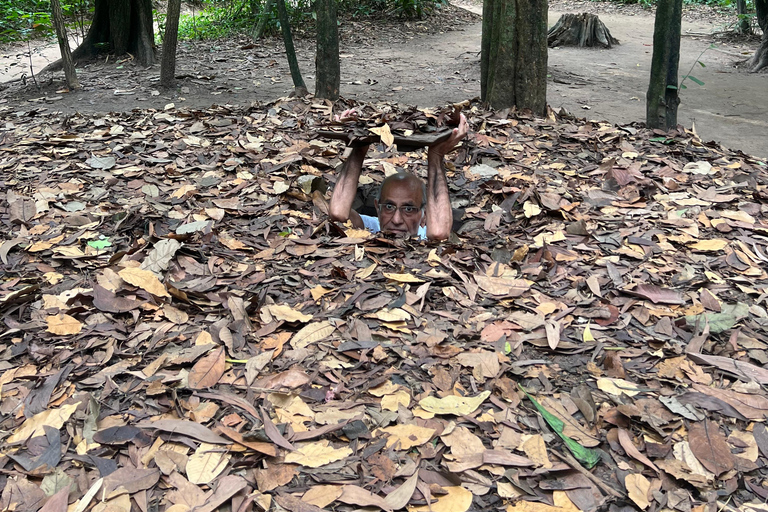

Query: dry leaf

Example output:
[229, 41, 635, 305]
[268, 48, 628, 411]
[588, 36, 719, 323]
[186, 443, 230, 484]
[118, 267, 170, 297]
[188, 347, 226, 389]
[624, 473, 651, 509]
[284, 441, 353, 468]
[418, 391, 490, 415]
[46, 314, 83, 335]
[378, 424, 435, 450]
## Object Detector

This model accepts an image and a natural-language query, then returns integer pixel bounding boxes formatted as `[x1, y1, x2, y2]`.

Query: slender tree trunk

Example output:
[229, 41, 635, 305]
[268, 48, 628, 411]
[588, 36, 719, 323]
[133, 0, 155, 66]
[481, 0, 548, 115]
[737, 0, 751, 34]
[254, 0, 275, 39]
[748, 0, 768, 71]
[315, 0, 340, 100]
[50, 0, 79, 89]
[161, 0, 182, 87]
[276, 0, 308, 96]
[646, 0, 682, 130]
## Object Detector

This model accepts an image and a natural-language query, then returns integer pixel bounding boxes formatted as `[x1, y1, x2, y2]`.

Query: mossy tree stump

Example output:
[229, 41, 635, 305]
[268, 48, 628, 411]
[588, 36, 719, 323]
[547, 13, 619, 49]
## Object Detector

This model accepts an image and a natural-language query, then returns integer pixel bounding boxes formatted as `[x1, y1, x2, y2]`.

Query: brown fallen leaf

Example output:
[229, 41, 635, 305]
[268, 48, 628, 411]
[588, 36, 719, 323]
[688, 420, 735, 477]
[188, 346, 226, 389]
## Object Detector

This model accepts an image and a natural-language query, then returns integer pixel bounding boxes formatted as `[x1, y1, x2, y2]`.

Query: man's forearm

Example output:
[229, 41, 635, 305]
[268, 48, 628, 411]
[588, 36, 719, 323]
[425, 152, 453, 240]
[329, 145, 369, 224]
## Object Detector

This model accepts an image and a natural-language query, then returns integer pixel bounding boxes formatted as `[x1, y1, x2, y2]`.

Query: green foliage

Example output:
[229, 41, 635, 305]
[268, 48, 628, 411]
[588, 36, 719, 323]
[172, 0, 312, 41]
[339, 0, 447, 18]
[0, 0, 93, 43]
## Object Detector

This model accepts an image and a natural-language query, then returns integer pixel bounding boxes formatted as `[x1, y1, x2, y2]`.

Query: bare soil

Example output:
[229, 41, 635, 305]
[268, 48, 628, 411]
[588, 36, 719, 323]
[0, 0, 765, 157]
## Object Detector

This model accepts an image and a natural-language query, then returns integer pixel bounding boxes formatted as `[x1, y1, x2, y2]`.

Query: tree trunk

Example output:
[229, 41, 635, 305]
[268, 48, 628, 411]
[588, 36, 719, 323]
[737, 0, 751, 34]
[748, 0, 768, 72]
[50, 0, 79, 89]
[276, 0, 308, 96]
[315, 0, 340, 100]
[161, 0, 182, 88]
[646, 0, 682, 130]
[41, 0, 155, 73]
[547, 13, 619, 48]
[481, 0, 548, 115]
[254, 0, 275, 39]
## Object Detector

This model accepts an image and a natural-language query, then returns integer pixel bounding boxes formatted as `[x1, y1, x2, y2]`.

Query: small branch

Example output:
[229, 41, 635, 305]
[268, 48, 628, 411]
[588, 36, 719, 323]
[550, 449, 625, 499]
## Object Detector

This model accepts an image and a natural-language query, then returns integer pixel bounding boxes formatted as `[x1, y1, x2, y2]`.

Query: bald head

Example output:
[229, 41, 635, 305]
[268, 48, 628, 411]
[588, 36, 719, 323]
[378, 172, 426, 205]
[375, 172, 426, 236]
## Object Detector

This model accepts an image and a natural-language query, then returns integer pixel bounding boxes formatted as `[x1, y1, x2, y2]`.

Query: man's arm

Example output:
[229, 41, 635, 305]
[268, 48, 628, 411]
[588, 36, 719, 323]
[425, 114, 468, 240]
[329, 144, 369, 229]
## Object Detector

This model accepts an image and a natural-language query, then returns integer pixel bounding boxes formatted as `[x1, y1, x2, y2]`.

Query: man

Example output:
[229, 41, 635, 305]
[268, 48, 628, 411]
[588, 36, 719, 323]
[329, 112, 468, 241]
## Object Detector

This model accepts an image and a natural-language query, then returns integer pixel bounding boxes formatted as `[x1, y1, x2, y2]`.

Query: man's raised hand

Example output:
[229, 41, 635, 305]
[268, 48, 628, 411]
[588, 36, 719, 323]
[428, 113, 469, 160]
[334, 108, 359, 123]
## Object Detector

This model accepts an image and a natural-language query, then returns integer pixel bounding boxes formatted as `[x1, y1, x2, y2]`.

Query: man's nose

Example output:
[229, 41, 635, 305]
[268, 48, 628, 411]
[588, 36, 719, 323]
[392, 209, 404, 224]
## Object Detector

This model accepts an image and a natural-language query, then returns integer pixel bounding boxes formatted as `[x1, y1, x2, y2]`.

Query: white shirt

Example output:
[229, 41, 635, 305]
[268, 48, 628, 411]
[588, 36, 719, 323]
[359, 214, 427, 240]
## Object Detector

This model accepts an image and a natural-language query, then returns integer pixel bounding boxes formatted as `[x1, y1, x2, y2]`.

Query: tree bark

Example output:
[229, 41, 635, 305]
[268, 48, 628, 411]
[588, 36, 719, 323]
[41, 0, 155, 73]
[646, 0, 682, 130]
[276, 0, 308, 96]
[481, 0, 548, 115]
[548, 13, 619, 48]
[50, 0, 79, 89]
[161, 0, 182, 87]
[254, 0, 275, 39]
[748, 0, 768, 72]
[315, 0, 340, 100]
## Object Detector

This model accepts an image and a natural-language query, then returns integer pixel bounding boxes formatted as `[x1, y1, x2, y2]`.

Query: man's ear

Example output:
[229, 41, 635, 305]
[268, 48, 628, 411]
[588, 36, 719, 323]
[420, 210, 426, 227]
[374, 199, 379, 212]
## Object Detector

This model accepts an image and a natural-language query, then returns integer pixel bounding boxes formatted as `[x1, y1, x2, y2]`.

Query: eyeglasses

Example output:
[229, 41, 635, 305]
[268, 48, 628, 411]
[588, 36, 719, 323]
[379, 203, 423, 216]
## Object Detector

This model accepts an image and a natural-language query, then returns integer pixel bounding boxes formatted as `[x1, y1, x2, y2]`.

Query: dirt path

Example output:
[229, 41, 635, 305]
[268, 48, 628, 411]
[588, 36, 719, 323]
[1, 3, 765, 157]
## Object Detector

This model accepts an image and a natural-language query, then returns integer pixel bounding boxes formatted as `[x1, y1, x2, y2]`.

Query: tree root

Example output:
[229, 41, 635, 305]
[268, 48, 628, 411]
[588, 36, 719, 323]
[748, 38, 768, 72]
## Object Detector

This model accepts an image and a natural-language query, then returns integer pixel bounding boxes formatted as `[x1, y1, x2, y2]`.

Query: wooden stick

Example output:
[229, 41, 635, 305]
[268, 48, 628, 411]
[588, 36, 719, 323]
[550, 449, 625, 499]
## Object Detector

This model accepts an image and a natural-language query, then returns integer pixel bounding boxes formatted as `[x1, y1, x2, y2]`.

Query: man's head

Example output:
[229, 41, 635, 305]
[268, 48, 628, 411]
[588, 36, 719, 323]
[374, 172, 426, 235]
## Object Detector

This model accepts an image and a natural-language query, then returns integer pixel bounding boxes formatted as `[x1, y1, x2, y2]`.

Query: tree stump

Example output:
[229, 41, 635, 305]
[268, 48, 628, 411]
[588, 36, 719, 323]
[548, 13, 619, 49]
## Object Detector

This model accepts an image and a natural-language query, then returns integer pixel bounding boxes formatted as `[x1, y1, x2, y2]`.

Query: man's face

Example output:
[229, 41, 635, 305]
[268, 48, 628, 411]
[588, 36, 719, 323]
[376, 178, 424, 236]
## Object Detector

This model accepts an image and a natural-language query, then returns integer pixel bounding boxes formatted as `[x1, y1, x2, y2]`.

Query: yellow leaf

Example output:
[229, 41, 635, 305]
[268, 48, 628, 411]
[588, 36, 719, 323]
[523, 201, 541, 218]
[383, 272, 424, 283]
[219, 234, 247, 250]
[625, 473, 651, 509]
[266, 304, 313, 323]
[378, 424, 435, 450]
[583, 324, 594, 342]
[310, 285, 334, 301]
[371, 308, 411, 322]
[427, 249, 442, 266]
[369, 123, 394, 147]
[381, 390, 410, 411]
[597, 378, 641, 397]
[688, 239, 729, 252]
[345, 227, 372, 239]
[355, 262, 377, 279]
[302, 485, 344, 508]
[284, 441, 353, 468]
[290, 321, 336, 349]
[521, 434, 552, 468]
[118, 267, 170, 297]
[46, 313, 83, 335]
[368, 381, 402, 397]
[419, 390, 491, 416]
[7, 402, 80, 443]
[53, 246, 86, 257]
[505, 491, 579, 512]
[186, 443, 230, 484]
[408, 486, 472, 512]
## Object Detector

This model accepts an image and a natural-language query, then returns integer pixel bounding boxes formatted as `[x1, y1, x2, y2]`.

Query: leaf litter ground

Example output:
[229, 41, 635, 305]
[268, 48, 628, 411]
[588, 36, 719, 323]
[1, 95, 768, 512]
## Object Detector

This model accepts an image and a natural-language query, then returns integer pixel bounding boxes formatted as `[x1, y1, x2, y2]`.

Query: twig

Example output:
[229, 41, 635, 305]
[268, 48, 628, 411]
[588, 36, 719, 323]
[550, 449, 625, 499]
[27, 39, 39, 89]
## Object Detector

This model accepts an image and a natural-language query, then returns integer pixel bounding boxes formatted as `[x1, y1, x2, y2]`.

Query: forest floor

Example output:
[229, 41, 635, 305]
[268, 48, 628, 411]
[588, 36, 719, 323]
[3, 2, 768, 512]
[0, 0, 766, 157]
